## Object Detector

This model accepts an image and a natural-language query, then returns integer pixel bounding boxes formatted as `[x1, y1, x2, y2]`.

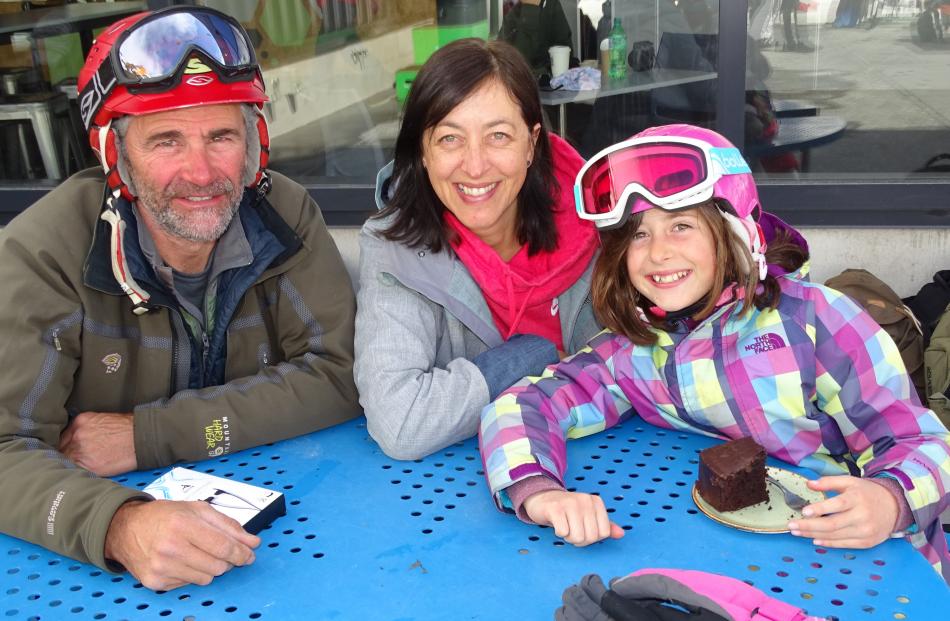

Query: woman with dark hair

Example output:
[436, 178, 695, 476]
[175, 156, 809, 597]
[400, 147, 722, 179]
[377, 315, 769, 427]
[479, 125, 950, 582]
[354, 38, 600, 460]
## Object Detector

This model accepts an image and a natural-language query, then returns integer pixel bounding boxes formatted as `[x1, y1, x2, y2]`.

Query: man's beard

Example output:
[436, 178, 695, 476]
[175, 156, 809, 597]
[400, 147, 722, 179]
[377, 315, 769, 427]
[133, 174, 244, 243]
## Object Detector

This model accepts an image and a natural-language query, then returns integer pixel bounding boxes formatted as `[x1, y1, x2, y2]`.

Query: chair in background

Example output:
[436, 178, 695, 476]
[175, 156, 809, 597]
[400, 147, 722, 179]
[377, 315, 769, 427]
[0, 91, 71, 179]
[54, 77, 96, 171]
[647, 31, 844, 173]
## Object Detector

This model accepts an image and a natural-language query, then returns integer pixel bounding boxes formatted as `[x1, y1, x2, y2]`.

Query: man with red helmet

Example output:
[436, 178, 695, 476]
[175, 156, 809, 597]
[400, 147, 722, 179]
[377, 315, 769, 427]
[0, 7, 359, 590]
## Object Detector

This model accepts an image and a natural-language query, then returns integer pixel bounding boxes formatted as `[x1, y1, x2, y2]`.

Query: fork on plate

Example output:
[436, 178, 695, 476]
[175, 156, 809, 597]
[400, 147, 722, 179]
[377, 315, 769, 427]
[765, 474, 809, 512]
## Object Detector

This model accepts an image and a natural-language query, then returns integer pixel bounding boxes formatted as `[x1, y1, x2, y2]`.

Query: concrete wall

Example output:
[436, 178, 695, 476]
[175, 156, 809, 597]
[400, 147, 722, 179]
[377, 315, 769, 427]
[328, 226, 950, 298]
[799, 228, 950, 298]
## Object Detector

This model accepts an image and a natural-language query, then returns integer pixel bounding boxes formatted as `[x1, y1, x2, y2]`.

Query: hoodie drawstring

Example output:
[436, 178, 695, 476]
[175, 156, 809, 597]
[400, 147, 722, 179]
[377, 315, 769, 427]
[503, 272, 537, 340]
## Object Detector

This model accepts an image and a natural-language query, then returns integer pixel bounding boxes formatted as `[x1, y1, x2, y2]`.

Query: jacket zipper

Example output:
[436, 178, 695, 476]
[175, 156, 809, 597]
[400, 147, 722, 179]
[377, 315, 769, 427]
[168, 310, 194, 394]
[200, 331, 210, 383]
[169, 312, 182, 394]
[566, 293, 591, 351]
[172, 337, 178, 394]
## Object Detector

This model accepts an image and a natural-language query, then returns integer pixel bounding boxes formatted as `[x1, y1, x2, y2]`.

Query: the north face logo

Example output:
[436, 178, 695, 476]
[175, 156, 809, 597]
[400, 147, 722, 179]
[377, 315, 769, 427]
[744, 333, 786, 354]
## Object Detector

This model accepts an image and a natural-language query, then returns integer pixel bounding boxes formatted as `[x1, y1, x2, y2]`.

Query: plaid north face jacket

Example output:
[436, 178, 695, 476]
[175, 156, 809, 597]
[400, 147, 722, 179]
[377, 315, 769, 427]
[480, 271, 950, 582]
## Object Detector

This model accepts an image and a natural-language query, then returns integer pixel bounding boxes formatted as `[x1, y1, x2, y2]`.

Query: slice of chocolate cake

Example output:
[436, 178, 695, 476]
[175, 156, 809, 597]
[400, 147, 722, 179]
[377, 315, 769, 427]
[697, 437, 768, 512]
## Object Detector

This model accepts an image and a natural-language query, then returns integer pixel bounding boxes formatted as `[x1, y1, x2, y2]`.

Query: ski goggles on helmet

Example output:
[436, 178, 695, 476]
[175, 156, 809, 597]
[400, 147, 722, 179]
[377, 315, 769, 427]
[80, 7, 258, 129]
[574, 136, 751, 230]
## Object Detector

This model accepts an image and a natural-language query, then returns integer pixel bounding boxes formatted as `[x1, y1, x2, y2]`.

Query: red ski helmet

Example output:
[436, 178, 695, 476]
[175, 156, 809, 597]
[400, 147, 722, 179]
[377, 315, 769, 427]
[77, 6, 269, 198]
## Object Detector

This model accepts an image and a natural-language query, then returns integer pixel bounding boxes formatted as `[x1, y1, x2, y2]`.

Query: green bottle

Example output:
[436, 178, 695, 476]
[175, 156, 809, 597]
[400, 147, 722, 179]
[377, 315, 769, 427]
[608, 17, 627, 80]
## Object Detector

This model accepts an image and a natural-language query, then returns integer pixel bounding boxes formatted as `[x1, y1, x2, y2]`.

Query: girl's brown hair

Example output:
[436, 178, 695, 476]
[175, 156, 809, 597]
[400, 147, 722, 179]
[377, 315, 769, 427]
[590, 201, 808, 345]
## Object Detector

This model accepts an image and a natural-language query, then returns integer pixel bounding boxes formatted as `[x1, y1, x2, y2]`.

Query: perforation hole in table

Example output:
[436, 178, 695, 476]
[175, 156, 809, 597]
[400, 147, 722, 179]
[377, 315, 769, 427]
[0, 545, 267, 620]
[401, 420, 922, 620]
[0, 442, 315, 620]
[382, 440, 484, 537]
[737, 542, 913, 617]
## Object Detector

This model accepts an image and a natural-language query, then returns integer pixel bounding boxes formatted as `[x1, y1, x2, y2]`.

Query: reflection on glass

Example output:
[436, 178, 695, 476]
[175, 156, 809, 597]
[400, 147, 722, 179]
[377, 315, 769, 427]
[1, 0, 948, 187]
[231, 0, 447, 183]
[212, 1, 728, 182]
[746, 0, 950, 180]
[553, 1, 721, 158]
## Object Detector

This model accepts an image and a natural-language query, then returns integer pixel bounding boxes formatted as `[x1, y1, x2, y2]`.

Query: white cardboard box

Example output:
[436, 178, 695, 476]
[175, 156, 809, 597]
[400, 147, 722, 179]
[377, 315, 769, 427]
[144, 467, 286, 534]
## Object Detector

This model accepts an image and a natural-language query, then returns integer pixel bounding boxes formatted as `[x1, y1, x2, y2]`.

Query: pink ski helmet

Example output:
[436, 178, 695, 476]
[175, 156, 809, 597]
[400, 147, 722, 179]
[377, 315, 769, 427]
[575, 124, 766, 279]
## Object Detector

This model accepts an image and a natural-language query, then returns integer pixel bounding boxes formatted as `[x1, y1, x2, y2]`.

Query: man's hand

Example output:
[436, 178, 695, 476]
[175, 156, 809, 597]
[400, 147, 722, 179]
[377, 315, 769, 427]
[105, 500, 260, 591]
[787, 476, 900, 549]
[59, 411, 136, 476]
[523, 490, 625, 546]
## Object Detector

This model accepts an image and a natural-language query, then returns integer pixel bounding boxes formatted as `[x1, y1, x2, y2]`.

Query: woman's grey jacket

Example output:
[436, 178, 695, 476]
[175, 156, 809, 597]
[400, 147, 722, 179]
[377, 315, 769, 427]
[354, 165, 601, 460]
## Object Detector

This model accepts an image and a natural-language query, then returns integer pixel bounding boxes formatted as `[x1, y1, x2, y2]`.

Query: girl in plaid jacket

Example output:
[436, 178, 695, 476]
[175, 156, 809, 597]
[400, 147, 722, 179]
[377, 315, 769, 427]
[478, 124, 950, 582]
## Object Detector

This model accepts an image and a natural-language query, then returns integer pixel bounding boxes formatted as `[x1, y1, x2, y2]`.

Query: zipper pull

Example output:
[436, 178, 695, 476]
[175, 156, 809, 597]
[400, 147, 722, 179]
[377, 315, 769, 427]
[52, 328, 62, 352]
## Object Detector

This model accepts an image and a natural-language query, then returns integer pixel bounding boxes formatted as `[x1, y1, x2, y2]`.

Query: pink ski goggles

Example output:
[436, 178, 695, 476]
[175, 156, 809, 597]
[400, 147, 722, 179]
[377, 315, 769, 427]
[574, 135, 751, 230]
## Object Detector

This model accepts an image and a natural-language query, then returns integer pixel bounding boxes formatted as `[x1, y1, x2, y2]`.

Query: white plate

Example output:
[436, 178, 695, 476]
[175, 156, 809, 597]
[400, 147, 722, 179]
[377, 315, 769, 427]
[691, 466, 826, 533]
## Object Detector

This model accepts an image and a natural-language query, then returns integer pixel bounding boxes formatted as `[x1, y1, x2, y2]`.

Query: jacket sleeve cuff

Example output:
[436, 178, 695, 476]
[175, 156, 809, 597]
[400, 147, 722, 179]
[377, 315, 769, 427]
[869, 475, 915, 534]
[132, 403, 164, 470]
[505, 475, 565, 524]
[87, 487, 155, 572]
[472, 334, 559, 400]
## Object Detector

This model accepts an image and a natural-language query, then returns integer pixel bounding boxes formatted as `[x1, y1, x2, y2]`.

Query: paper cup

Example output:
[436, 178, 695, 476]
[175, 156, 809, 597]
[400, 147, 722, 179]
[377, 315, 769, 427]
[599, 39, 611, 76]
[549, 45, 570, 78]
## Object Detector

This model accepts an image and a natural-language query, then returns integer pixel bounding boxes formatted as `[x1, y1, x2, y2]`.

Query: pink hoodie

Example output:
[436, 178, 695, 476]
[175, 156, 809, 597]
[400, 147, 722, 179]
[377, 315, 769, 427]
[445, 134, 598, 350]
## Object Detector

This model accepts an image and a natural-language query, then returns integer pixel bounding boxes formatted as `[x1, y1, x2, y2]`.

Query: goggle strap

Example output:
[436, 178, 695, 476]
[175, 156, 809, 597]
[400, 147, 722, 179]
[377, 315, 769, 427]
[80, 61, 119, 131]
[753, 222, 768, 281]
[100, 192, 152, 314]
[96, 119, 112, 172]
[720, 210, 767, 282]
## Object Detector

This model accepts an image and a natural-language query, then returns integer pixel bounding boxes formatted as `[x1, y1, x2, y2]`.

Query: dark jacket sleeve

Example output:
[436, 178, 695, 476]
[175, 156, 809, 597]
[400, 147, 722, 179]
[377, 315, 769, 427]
[500, 0, 574, 75]
[545, 0, 575, 52]
[131, 174, 361, 468]
[0, 177, 152, 570]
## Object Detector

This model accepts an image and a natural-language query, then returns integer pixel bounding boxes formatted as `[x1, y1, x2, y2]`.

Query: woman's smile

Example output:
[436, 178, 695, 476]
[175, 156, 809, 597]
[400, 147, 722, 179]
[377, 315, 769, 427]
[456, 182, 499, 199]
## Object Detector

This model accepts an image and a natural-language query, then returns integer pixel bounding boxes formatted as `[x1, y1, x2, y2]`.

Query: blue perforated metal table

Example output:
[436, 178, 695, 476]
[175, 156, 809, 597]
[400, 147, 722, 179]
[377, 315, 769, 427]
[2, 418, 948, 620]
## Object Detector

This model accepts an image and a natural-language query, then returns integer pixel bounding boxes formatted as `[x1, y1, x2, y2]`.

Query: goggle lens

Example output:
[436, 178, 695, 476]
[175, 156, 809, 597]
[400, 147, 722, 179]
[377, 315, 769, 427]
[579, 142, 709, 216]
[117, 11, 253, 83]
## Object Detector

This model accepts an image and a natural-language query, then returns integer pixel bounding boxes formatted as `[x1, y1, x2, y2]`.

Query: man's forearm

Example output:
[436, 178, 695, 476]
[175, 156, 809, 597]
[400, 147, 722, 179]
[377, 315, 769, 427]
[59, 412, 136, 476]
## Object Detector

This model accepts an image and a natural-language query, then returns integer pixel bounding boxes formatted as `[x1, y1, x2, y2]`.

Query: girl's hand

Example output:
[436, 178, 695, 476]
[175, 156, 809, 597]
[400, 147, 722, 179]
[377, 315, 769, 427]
[522, 490, 625, 546]
[787, 476, 900, 549]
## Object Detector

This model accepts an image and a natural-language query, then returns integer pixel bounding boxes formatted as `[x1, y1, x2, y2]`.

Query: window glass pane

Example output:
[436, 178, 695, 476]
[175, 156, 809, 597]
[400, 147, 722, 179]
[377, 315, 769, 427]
[556, 1, 720, 157]
[212, 0, 724, 181]
[2, 1, 945, 225]
[0, 0, 145, 181]
[201, 0, 443, 185]
[745, 0, 950, 180]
